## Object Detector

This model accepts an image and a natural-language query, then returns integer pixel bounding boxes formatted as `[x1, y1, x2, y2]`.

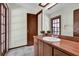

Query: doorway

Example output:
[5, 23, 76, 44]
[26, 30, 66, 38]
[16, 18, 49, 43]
[27, 13, 38, 45]
[74, 9, 79, 37]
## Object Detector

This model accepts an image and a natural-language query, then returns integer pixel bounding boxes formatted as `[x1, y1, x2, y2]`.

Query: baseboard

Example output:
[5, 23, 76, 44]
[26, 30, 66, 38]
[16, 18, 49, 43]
[8, 45, 29, 50]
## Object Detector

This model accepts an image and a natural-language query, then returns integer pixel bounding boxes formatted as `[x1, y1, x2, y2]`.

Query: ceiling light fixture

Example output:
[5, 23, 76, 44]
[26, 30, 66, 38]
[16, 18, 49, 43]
[39, 3, 49, 7]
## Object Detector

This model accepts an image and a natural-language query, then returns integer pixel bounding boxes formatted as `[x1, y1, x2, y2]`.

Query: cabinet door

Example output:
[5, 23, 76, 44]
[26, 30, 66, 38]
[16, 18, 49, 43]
[39, 40, 43, 56]
[54, 48, 69, 56]
[43, 43, 52, 56]
[34, 38, 39, 56]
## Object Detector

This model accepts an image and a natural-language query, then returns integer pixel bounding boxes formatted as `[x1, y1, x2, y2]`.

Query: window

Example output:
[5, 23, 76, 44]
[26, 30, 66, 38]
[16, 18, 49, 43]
[0, 3, 9, 55]
[51, 16, 61, 35]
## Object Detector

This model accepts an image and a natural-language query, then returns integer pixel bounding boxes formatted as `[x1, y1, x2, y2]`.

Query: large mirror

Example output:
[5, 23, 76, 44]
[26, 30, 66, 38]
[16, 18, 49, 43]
[44, 3, 79, 37]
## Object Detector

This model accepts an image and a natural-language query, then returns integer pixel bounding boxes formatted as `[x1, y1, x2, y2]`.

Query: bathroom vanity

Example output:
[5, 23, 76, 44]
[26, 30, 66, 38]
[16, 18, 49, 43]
[34, 35, 79, 56]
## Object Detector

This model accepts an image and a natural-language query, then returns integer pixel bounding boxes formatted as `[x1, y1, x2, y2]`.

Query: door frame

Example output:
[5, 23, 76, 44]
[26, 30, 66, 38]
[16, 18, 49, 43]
[27, 13, 38, 45]
[73, 9, 79, 37]
[27, 10, 42, 46]
[0, 3, 9, 56]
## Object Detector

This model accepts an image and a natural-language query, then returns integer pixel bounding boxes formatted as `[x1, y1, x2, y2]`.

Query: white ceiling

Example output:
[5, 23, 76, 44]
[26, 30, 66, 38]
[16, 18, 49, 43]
[45, 3, 79, 16]
[9, 3, 43, 14]
[45, 3, 66, 16]
[9, 3, 66, 15]
[9, 3, 41, 9]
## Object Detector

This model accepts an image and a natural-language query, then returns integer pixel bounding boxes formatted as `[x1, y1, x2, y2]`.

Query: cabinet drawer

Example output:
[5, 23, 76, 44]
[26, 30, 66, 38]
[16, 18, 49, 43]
[54, 49, 69, 56]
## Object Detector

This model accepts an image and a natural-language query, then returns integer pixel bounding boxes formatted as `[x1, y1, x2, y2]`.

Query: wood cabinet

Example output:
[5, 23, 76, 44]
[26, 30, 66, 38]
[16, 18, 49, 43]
[34, 36, 79, 56]
[34, 37, 39, 56]
[38, 40, 43, 56]
[43, 43, 53, 56]
[34, 37, 53, 56]
[34, 36, 70, 56]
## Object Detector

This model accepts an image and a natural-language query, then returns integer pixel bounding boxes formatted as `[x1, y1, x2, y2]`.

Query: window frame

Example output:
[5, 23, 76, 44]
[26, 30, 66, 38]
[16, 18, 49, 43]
[51, 15, 61, 35]
[0, 3, 9, 56]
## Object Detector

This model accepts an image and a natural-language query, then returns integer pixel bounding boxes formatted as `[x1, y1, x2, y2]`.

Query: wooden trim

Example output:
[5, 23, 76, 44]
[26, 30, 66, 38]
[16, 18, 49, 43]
[51, 15, 61, 35]
[48, 3, 58, 10]
[4, 4, 9, 51]
[58, 35, 79, 42]
[39, 3, 49, 7]
[7, 4, 9, 51]
[8, 45, 28, 50]
[0, 4, 1, 56]
[36, 15, 38, 35]
[5, 3, 7, 53]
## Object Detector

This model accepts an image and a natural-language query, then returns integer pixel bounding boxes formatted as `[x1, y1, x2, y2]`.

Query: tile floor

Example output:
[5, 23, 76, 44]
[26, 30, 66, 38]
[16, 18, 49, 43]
[5, 46, 34, 56]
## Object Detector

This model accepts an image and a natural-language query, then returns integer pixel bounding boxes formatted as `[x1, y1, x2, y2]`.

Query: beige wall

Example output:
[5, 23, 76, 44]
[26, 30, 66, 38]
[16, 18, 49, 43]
[42, 10, 50, 32]
[10, 8, 27, 48]
[10, 7, 42, 48]
[38, 13, 42, 35]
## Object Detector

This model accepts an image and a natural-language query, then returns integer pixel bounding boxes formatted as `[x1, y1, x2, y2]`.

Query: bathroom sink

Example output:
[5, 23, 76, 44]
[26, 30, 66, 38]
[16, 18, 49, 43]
[43, 37, 61, 42]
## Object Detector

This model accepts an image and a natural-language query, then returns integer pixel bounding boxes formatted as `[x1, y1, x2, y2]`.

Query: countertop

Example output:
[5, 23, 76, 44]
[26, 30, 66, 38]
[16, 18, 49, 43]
[34, 36, 79, 56]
